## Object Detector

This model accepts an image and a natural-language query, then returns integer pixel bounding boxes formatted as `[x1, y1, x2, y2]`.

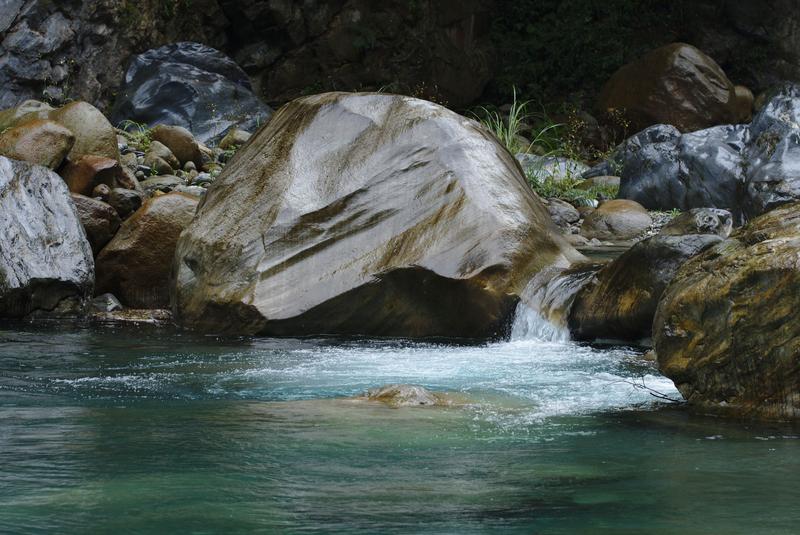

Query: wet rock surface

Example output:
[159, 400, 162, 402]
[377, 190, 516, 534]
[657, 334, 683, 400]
[111, 42, 272, 144]
[569, 233, 723, 342]
[0, 156, 93, 317]
[588, 85, 800, 221]
[654, 202, 800, 420]
[173, 92, 580, 338]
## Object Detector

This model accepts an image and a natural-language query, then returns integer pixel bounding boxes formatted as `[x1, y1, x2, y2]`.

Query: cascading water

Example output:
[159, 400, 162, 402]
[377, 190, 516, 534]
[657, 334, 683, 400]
[510, 264, 599, 342]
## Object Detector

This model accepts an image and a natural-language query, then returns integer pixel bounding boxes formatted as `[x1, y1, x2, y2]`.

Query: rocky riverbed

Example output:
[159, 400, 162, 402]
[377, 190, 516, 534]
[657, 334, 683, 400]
[1, 34, 799, 426]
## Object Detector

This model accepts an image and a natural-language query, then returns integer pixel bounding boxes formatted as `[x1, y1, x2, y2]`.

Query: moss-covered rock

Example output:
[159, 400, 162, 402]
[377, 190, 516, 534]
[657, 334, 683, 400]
[654, 202, 800, 420]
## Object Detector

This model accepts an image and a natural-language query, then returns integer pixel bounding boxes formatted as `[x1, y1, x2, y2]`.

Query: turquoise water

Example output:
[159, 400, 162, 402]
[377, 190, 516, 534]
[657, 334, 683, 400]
[1, 325, 798, 534]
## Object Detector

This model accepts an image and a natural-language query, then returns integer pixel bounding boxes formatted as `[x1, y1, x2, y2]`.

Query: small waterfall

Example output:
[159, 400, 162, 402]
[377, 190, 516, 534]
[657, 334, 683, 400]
[510, 265, 599, 342]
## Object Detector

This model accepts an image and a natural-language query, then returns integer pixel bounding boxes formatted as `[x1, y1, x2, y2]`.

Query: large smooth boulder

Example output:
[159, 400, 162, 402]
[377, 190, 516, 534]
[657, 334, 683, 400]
[0, 119, 74, 169]
[0, 156, 93, 317]
[654, 202, 800, 420]
[588, 84, 800, 222]
[70, 193, 121, 255]
[597, 43, 743, 133]
[173, 93, 580, 337]
[96, 192, 198, 309]
[569, 233, 723, 342]
[111, 42, 272, 144]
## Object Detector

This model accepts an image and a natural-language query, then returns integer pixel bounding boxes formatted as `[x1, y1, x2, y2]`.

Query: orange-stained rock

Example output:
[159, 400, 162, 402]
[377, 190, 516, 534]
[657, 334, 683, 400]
[60, 155, 123, 196]
[96, 192, 198, 308]
[597, 43, 740, 133]
[0, 119, 74, 169]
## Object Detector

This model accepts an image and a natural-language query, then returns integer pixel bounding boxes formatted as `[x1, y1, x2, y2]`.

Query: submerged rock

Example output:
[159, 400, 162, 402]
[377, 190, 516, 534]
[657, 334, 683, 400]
[365, 385, 446, 408]
[654, 202, 800, 420]
[111, 42, 272, 144]
[173, 92, 580, 337]
[97, 192, 198, 309]
[597, 43, 743, 133]
[0, 157, 93, 317]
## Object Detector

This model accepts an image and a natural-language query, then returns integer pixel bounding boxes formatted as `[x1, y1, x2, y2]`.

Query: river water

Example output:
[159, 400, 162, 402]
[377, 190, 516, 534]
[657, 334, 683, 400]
[1, 320, 798, 533]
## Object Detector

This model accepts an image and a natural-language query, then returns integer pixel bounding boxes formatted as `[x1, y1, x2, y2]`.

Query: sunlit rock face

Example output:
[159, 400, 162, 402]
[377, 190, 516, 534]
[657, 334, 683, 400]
[173, 92, 581, 338]
[0, 156, 93, 317]
[654, 202, 800, 420]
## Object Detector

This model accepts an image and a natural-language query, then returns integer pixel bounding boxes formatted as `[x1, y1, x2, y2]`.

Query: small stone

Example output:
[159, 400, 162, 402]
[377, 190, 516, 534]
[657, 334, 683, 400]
[219, 128, 251, 150]
[90, 293, 124, 313]
[183, 161, 197, 172]
[580, 199, 652, 241]
[92, 183, 111, 201]
[145, 140, 180, 169]
[107, 187, 143, 219]
[70, 193, 122, 254]
[151, 124, 202, 166]
[366, 384, 443, 407]
[143, 154, 173, 175]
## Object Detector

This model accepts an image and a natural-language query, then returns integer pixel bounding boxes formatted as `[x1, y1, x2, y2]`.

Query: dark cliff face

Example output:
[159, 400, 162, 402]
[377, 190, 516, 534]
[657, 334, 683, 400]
[0, 0, 494, 111]
[1, 0, 798, 113]
[0, 0, 229, 110]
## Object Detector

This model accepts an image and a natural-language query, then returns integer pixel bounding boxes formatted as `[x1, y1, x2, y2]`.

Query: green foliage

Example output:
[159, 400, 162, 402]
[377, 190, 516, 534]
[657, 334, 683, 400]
[475, 88, 535, 154]
[118, 120, 153, 152]
[528, 174, 619, 207]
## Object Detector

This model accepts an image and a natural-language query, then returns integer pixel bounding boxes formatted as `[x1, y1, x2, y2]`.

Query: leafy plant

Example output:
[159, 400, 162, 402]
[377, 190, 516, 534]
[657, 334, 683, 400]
[528, 173, 619, 207]
[475, 87, 533, 154]
[118, 120, 153, 152]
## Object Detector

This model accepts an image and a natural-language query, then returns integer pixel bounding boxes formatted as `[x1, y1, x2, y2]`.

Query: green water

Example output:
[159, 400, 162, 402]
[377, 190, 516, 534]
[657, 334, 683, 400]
[1, 326, 798, 534]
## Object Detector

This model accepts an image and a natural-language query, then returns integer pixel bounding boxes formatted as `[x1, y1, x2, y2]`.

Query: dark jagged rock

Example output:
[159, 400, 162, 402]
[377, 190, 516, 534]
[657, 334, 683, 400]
[654, 202, 800, 420]
[587, 85, 800, 222]
[111, 42, 272, 144]
[0, 1, 228, 110]
[173, 93, 581, 338]
[0, 156, 93, 317]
